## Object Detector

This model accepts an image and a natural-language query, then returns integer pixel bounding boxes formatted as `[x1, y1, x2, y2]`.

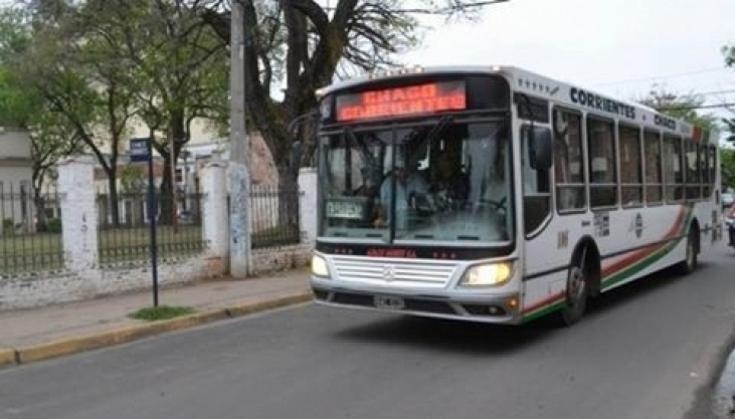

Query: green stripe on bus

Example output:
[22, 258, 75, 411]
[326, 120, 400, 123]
[601, 239, 681, 290]
[522, 299, 566, 323]
[601, 207, 692, 290]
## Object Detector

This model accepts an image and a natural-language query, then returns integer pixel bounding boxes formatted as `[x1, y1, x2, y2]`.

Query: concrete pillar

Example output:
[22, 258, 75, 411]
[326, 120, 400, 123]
[298, 167, 318, 246]
[57, 155, 98, 272]
[201, 161, 229, 261]
[228, 162, 251, 278]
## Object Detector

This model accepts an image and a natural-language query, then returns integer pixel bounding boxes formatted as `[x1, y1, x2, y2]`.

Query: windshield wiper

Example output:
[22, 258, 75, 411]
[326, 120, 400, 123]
[399, 114, 454, 146]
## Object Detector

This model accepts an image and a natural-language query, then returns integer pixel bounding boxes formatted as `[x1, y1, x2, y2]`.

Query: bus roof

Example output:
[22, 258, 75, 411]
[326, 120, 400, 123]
[317, 65, 716, 144]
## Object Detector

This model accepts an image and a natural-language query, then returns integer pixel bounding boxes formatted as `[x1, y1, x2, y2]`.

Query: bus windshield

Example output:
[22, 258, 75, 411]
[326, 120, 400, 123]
[319, 119, 513, 245]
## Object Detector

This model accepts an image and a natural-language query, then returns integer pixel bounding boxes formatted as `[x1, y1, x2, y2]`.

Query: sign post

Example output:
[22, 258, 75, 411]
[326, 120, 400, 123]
[130, 138, 159, 307]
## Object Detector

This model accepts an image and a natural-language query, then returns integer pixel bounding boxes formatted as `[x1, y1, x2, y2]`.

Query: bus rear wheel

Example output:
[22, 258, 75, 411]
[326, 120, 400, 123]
[559, 261, 588, 326]
[676, 228, 698, 275]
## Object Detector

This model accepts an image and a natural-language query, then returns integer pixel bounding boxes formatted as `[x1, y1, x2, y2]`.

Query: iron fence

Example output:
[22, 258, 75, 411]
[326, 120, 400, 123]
[96, 192, 205, 265]
[249, 185, 300, 249]
[0, 186, 63, 275]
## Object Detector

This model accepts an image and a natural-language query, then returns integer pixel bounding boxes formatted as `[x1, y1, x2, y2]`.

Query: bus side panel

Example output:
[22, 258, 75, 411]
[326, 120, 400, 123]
[521, 213, 588, 321]
[600, 204, 690, 292]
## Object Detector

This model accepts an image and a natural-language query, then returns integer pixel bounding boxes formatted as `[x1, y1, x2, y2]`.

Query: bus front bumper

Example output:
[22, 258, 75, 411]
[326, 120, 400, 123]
[310, 276, 523, 324]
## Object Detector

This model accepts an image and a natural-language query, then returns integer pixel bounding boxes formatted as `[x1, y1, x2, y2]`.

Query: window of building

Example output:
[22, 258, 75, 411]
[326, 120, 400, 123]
[663, 135, 684, 202]
[644, 131, 663, 204]
[587, 116, 617, 208]
[553, 109, 585, 211]
[619, 125, 642, 207]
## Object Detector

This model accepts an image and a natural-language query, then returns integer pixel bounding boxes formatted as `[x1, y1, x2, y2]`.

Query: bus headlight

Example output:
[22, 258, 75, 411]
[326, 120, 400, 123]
[460, 262, 514, 287]
[311, 254, 330, 278]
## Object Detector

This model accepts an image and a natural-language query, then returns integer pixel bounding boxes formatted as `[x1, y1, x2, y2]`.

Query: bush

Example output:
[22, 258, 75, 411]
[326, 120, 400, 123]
[47, 218, 62, 233]
[2, 218, 13, 236]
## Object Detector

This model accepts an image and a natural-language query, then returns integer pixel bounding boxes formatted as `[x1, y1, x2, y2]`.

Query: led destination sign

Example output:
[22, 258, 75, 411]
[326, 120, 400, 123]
[335, 81, 466, 122]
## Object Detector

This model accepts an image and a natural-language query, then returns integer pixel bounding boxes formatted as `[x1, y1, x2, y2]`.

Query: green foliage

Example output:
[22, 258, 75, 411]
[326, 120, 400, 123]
[2, 218, 14, 236]
[638, 87, 718, 132]
[722, 45, 735, 145]
[129, 305, 195, 321]
[46, 218, 62, 233]
[721, 148, 735, 190]
[120, 165, 146, 194]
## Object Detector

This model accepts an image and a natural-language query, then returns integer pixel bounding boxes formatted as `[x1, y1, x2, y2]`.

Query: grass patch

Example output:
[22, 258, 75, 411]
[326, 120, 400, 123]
[129, 305, 195, 321]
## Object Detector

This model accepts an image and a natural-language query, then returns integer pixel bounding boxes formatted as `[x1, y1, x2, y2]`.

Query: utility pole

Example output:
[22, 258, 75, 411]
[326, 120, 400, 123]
[229, 0, 251, 278]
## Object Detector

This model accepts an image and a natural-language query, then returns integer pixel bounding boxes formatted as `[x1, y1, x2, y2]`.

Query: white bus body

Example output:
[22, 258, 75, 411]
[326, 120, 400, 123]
[310, 66, 723, 325]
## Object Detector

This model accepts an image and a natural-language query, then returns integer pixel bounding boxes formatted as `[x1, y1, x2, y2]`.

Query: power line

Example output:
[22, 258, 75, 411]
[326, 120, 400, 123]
[658, 102, 735, 111]
[323, 0, 510, 14]
[594, 67, 729, 87]
[695, 88, 735, 96]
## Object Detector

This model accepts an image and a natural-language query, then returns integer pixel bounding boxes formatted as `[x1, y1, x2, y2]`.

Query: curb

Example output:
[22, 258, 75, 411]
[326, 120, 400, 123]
[7, 292, 313, 366]
[0, 348, 15, 367]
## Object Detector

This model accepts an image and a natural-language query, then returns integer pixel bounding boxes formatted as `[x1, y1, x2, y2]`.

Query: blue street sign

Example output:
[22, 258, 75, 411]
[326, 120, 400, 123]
[130, 138, 151, 162]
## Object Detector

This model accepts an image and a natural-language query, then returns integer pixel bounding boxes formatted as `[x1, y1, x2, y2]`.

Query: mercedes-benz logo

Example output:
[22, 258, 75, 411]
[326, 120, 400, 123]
[382, 265, 396, 282]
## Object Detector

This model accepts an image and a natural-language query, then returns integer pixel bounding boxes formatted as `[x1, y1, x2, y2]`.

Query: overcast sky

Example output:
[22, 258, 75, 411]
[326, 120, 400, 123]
[403, 0, 734, 123]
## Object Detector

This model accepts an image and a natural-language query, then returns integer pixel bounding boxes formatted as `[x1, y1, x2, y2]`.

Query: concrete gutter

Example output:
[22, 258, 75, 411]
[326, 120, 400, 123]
[2, 292, 313, 367]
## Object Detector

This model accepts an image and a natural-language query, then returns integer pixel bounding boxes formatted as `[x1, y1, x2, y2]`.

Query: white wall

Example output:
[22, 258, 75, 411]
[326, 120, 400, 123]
[0, 130, 31, 159]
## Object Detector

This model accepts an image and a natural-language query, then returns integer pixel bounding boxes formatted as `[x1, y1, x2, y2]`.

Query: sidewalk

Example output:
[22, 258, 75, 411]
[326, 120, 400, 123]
[0, 268, 312, 365]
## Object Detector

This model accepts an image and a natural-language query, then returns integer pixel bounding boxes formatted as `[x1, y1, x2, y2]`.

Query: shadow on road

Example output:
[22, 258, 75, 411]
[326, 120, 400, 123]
[333, 315, 552, 355]
[585, 258, 716, 319]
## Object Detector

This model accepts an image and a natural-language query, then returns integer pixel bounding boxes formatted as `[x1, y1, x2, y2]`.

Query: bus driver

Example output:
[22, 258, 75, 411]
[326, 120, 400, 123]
[373, 151, 431, 229]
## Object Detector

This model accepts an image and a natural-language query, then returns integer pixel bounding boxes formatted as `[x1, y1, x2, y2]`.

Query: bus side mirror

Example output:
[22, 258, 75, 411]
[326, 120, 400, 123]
[530, 128, 552, 170]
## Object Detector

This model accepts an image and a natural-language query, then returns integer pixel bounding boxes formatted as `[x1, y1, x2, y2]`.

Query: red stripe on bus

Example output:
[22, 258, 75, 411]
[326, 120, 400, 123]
[601, 206, 687, 278]
[523, 291, 565, 314]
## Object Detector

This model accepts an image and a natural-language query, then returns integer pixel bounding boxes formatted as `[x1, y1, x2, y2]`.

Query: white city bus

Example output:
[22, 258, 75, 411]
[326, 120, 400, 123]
[309, 66, 723, 325]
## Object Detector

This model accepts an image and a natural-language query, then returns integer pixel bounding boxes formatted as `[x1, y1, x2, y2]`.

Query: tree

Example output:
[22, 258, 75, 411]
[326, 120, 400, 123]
[73, 0, 229, 223]
[201, 0, 505, 189]
[722, 148, 735, 191]
[0, 8, 83, 229]
[638, 87, 718, 131]
[722, 44, 735, 145]
[2, 3, 140, 226]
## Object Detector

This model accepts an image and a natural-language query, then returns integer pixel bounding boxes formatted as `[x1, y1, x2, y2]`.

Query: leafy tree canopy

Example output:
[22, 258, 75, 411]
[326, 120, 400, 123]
[638, 86, 718, 132]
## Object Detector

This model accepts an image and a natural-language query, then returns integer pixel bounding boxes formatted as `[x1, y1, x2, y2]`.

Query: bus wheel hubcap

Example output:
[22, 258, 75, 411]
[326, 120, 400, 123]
[568, 267, 585, 305]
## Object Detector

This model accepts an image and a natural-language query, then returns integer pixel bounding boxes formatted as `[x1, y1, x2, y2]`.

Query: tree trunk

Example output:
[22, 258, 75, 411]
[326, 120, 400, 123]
[32, 186, 48, 232]
[159, 154, 175, 225]
[158, 111, 186, 225]
[276, 161, 299, 237]
[107, 167, 120, 227]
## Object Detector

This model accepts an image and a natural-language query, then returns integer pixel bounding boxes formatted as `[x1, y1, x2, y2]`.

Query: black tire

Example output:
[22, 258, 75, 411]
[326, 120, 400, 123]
[559, 256, 589, 326]
[676, 228, 698, 275]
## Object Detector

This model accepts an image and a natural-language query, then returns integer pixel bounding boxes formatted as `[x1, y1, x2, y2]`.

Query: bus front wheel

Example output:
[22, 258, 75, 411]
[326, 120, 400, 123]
[559, 259, 589, 326]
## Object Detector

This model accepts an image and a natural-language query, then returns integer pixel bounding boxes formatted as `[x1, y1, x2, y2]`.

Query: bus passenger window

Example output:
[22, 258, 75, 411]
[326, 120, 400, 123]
[700, 144, 709, 198]
[553, 109, 585, 212]
[619, 125, 642, 207]
[522, 125, 551, 235]
[587, 116, 618, 208]
[664, 135, 684, 202]
[685, 139, 701, 201]
[644, 131, 663, 204]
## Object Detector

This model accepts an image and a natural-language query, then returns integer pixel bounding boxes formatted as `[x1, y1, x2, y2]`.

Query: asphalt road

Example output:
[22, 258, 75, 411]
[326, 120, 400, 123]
[2, 247, 735, 419]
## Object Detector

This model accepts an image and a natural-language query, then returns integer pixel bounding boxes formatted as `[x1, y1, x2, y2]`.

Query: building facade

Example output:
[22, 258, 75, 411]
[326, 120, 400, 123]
[0, 129, 34, 234]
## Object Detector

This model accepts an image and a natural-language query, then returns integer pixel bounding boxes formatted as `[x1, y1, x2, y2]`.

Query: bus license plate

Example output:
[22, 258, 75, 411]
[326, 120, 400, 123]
[374, 295, 405, 310]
